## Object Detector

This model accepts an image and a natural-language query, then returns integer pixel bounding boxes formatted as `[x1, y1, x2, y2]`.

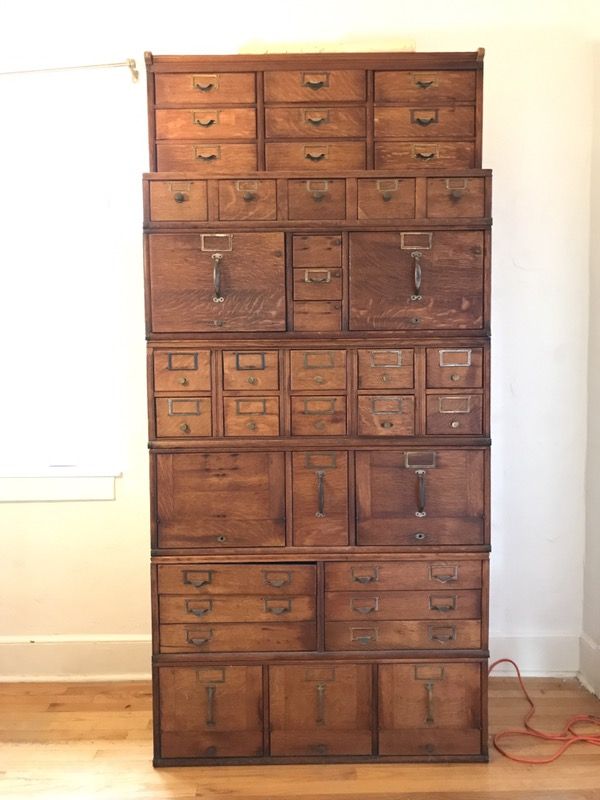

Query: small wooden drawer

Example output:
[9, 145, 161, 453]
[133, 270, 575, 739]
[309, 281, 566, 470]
[158, 564, 316, 595]
[218, 180, 277, 221]
[155, 397, 212, 438]
[149, 180, 208, 222]
[264, 70, 365, 102]
[292, 234, 342, 267]
[293, 301, 342, 331]
[156, 143, 258, 172]
[153, 350, 211, 392]
[358, 349, 414, 389]
[222, 350, 279, 390]
[325, 589, 481, 621]
[288, 179, 346, 220]
[426, 177, 485, 218]
[154, 72, 256, 104]
[374, 70, 477, 103]
[324, 561, 483, 592]
[223, 397, 279, 436]
[357, 395, 415, 436]
[357, 178, 416, 220]
[293, 268, 342, 300]
[155, 108, 256, 140]
[266, 142, 366, 171]
[325, 620, 481, 651]
[291, 396, 346, 436]
[374, 107, 475, 139]
[160, 622, 316, 653]
[265, 107, 366, 138]
[290, 350, 346, 391]
[159, 594, 316, 624]
[426, 348, 483, 388]
[374, 141, 475, 169]
[425, 394, 483, 435]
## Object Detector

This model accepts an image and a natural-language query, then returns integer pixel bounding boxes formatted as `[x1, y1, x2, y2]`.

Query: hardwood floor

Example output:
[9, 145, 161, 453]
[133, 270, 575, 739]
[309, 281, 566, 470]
[0, 677, 599, 799]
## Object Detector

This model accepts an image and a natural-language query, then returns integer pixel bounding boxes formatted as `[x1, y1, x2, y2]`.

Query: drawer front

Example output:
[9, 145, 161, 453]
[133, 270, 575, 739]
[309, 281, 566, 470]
[290, 350, 346, 391]
[158, 564, 317, 595]
[265, 107, 366, 138]
[292, 451, 349, 547]
[375, 141, 475, 170]
[293, 301, 342, 332]
[357, 395, 415, 436]
[325, 620, 481, 651]
[374, 70, 477, 103]
[357, 178, 416, 220]
[159, 594, 316, 623]
[222, 350, 279, 390]
[324, 561, 483, 592]
[158, 665, 263, 759]
[153, 350, 211, 392]
[155, 108, 256, 140]
[426, 177, 485, 218]
[156, 143, 258, 172]
[293, 234, 342, 268]
[324, 589, 481, 621]
[218, 179, 277, 221]
[264, 70, 366, 102]
[160, 622, 316, 653]
[378, 662, 482, 756]
[154, 72, 256, 104]
[374, 106, 475, 139]
[149, 180, 208, 222]
[293, 268, 342, 301]
[266, 142, 366, 171]
[287, 179, 346, 220]
[357, 349, 414, 389]
[155, 397, 212, 438]
[223, 397, 280, 437]
[426, 347, 484, 388]
[425, 394, 483, 435]
[291, 396, 347, 436]
[155, 452, 285, 548]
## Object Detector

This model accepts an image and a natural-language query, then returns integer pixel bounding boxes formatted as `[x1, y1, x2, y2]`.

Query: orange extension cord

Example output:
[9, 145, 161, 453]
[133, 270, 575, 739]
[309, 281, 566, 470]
[488, 658, 600, 763]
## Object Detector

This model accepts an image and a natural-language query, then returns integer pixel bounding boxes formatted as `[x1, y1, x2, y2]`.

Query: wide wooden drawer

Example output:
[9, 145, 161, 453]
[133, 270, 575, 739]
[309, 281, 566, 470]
[159, 594, 316, 623]
[357, 395, 415, 436]
[291, 396, 347, 436]
[425, 394, 483, 435]
[157, 564, 316, 595]
[324, 589, 481, 621]
[218, 179, 277, 221]
[155, 108, 256, 140]
[154, 72, 256, 104]
[324, 560, 483, 592]
[160, 622, 316, 653]
[266, 142, 365, 170]
[325, 620, 481, 651]
[149, 180, 208, 222]
[374, 70, 476, 103]
[153, 350, 211, 391]
[374, 106, 475, 139]
[264, 70, 365, 102]
[375, 141, 475, 169]
[156, 143, 258, 172]
[357, 348, 414, 389]
[265, 106, 366, 138]
[155, 397, 212, 438]
[290, 349, 346, 391]
[222, 349, 279, 390]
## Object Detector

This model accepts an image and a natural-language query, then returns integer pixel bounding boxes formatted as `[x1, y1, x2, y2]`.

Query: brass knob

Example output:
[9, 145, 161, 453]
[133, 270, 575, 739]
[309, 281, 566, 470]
[381, 374, 390, 383]
[246, 421, 257, 431]
[312, 192, 325, 202]
[173, 192, 187, 203]
[247, 376, 258, 385]
[381, 421, 393, 429]
[450, 374, 461, 382]
[381, 191, 393, 202]
[179, 423, 190, 433]
[242, 191, 256, 202]
[178, 376, 189, 386]
[450, 189, 463, 200]
[314, 375, 325, 384]
[450, 421, 460, 429]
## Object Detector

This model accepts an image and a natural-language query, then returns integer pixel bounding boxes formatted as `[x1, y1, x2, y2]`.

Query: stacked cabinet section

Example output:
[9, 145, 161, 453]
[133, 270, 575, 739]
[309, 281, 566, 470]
[145, 49, 491, 765]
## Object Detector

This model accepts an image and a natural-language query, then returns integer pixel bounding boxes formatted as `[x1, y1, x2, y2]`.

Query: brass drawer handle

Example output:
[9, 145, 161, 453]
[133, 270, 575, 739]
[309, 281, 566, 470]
[429, 595, 456, 612]
[206, 685, 216, 726]
[196, 152, 218, 161]
[304, 269, 331, 284]
[265, 598, 292, 615]
[187, 631, 213, 647]
[411, 251, 423, 301]
[315, 470, 326, 518]
[414, 116, 436, 126]
[351, 597, 379, 614]
[187, 600, 213, 617]
[212, 253, 224, 303]
[415, 469, 427, 517]
[351, 567, 379, 584]
[173, 192, 187, 203]
[179, 423, 191, 433]
[195, 117, 217, 127]
[416, 79, 434, 89]
[183, 570, 212, 588]
[305, 152, 327, 162]
[428, 625, 456, 644]
[263, 570, 292, 588]
[195, 82, 215, 92]
[306, 115, 327, 125]
[415, 151, 436, 160]
[305, 79, 325, 90]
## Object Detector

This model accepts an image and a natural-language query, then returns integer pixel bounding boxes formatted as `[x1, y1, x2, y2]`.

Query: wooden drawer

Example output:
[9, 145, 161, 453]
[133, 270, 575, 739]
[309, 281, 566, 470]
[158, 665, 263, 759]
[154, 72, 256, 104]
[265, 107, 366, 138]
[149, 180, 208, 222]
[288, 179, 346, 220]
[153, 350, 211, 392]
[293, 268, 342, 301]
[426, 347, 484, 388]
[155, 397, 212, 438]
[218, 179, 277, 220]
[291, 396, 346, 436]
[426, 394, 483, 435]
[357, 349, 414, 389]
[160, 622, 316, 653]
[156, 143, 258, 172]
[357, 178, 416, 219]
[378, 662, 482, 756]
[157, 564, 316, 595]
[374, 71, 477, 103]
[159, 594, 316, 624]
[293, 301, 342, 331]
[357, 395, 415, 436]
[292, 451, 349, 547]
[324, 589, 481, 621]
[266, 142, 365, 171]
[325, 620, 481, 651]
[292, 234, 342, 267]
[426, 177, 485, 218]
[374, 106, 475, 139]
[324, 560, 483, 592]
[290, 350, 346, 391]
[155, 108, 256, 140]
[222, 350, 279, 390]
[223, 397, 280, 437]
[264, 70, 365, 102]
[375, 141, 475, 170]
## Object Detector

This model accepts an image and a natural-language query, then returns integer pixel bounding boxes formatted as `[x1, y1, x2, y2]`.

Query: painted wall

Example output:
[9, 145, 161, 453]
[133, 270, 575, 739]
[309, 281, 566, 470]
[0, 0, 598, 678]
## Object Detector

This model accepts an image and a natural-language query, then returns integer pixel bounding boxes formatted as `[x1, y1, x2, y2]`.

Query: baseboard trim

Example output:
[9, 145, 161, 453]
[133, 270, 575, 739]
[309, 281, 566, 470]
[579, 633, 600, 696]
[488, 634, 580, 676]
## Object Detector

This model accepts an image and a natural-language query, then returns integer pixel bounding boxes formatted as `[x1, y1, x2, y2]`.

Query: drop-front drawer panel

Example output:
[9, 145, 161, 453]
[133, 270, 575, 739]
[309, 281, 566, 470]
[218, 179, 277, 220]
[357, 178, 416, 219]
[222, 350, 279, 390]
[266, 142, 366, 171]
[426, 347, 484, 388]
[159, 594, 316, 623]
[325, 589, 481, 621]
[223, 396, 280, 437]
[375, 141, 475, 170]
[426, 177, 485, 218]
[287, 179, 346, 220]
[292, 451, 349, 547]
[357, 395, 415, 437]
[325, 620, 481, 651]
[324, 560, 483, 592]
[374, 71, 477, 103]
[157, 564, 317, 595]
[374, 107, 475, 139]
[425, 394, 483, 435]
[357, 349, 414, 389]
[155, 397, 212, 438]
[156, 143, 258, 172]
[264, 70, 366, 102]
[265, 107, 366, 138]
[153, 350, 211, 392]
[290, 350, 347, 391]
[154, 72, 257, 104]
[149, 180, 208, 221]
[155, 108, 257, 140]
[160, 622, 316, 653]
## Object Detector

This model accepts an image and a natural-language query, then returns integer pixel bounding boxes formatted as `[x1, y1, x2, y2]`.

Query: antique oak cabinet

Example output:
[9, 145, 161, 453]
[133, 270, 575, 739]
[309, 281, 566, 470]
[143, 49, 491, 765]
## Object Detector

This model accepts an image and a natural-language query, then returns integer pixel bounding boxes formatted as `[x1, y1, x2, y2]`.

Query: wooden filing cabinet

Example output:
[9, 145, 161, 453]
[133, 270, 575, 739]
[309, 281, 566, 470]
[144, 49, 491, 765]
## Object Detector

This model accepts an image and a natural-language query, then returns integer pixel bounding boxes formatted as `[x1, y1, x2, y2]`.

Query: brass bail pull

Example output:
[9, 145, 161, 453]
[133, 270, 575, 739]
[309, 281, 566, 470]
[415, 469, 427, 517]
[205, 685, 216, 726]
[425, 681, 435, 724]
[411, 251, 423, 301]
[315, 470, 326, 518]
[212, 253, 224, 303]
[315, 683, 326, 725]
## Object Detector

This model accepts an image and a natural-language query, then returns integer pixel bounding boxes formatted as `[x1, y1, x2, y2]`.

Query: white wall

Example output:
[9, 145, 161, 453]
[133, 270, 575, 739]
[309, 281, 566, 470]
[0, 0, 598, 679]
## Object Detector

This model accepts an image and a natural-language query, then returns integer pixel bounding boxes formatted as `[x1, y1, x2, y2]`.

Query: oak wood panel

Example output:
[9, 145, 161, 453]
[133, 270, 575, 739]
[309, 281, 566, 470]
[159, 594, 316, 623]
[160, 621, 316, 653]
[154, 72, 257, 104]
[156, 143, 258, 172]
[217, 179, 277, 220]
[374, 107, 475, 139]
[292, 234, 343, 267]
[374, 71, 477, 103]
[155, 108, 257, 140]
[290, 349, 347, 391]
[290, 396, 347, 436]
[153, 349, 212, 391]
[426, 177, 485, 218]
[324, 559, 483, 591]
[155, 397, 212, 438]
[374, 141, 476, 169]
[293, 268, 343, 300]
[266, 142, 366, 171]
[425, 393, 484, 436]
[325, 619, 481, 651]
[357, 395, 415, 436]
[157, 563, 316, 595]
[324, 588, 481, 620]
[150, 180, 208, 221]
[264, 70, 366, 102]
[287, 179, 346, 220]
[222, 349, 279, 390]
[223, 396, 280, 437]
[265, 107, 366, 138]
[293, 301, 342, 332]
[357, 348, 415, 389]
[426, 346, 484, 388]
[292, 451, 349, 547]
[357, 177, 416, 219]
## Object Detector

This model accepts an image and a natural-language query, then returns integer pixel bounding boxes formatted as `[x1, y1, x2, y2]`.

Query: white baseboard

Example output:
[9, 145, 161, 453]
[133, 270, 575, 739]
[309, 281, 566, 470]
[579, 633, 600, 696]
[488, 634, 581, 676]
